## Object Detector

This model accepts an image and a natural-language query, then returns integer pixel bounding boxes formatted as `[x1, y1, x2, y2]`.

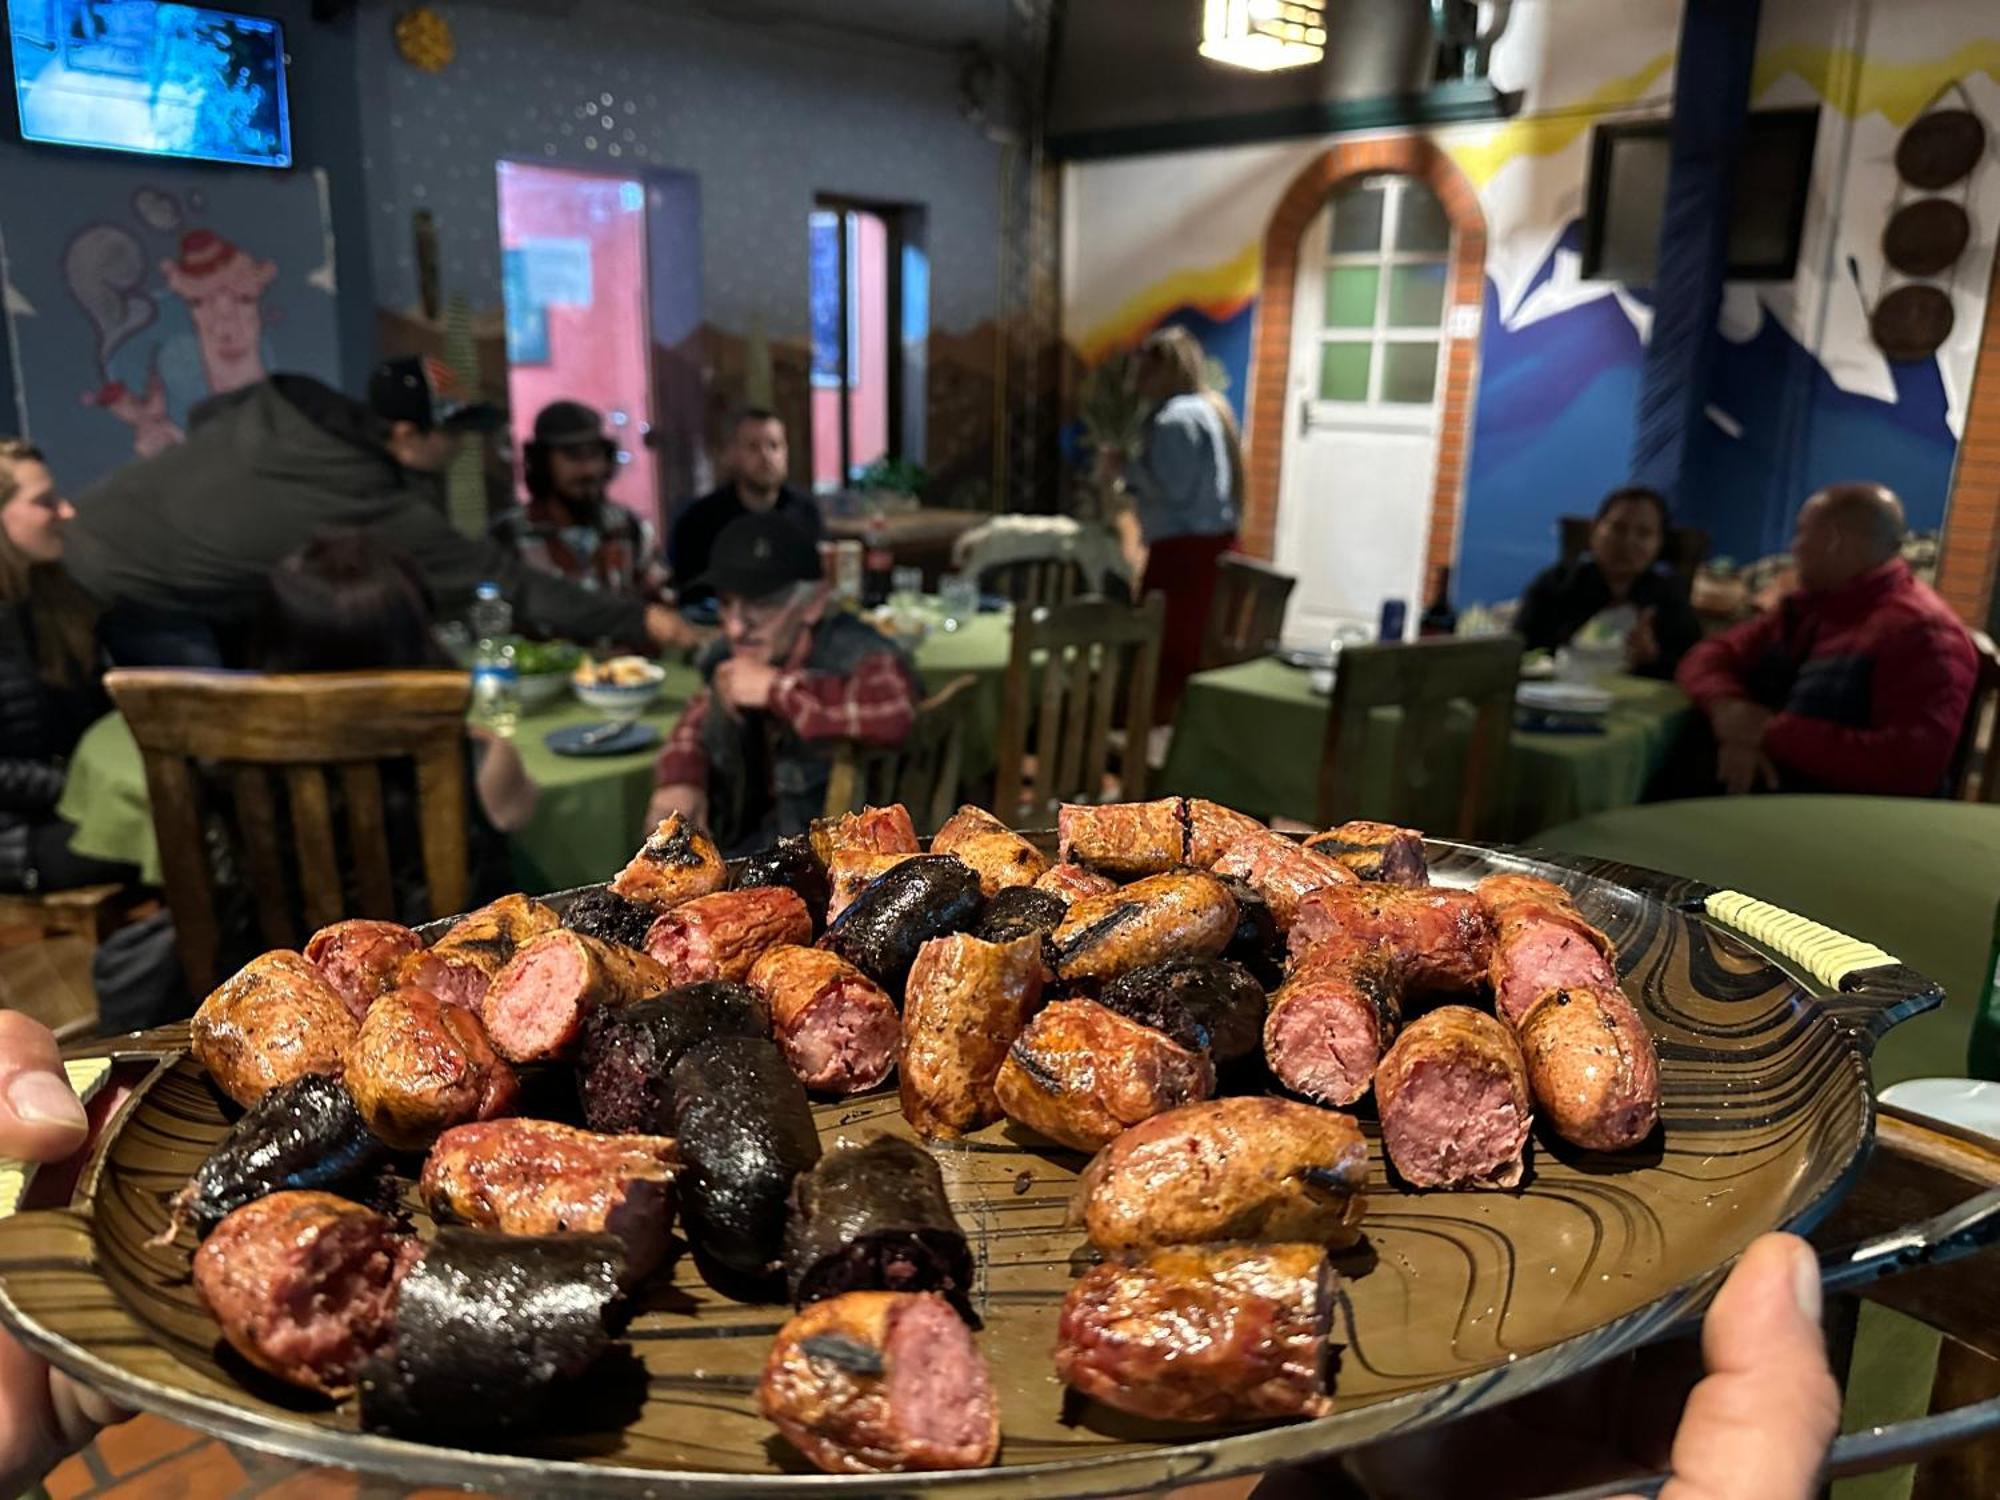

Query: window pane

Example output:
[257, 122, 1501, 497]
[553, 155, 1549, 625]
[1319, 342, 1372, 402]
[1381, 342, 1439, 404]
[1323, 266, 1379, 329]
[1328, 183, 1385, 254]
[1395, 185, 1451, 252]
[1387, 263, 1447, 327]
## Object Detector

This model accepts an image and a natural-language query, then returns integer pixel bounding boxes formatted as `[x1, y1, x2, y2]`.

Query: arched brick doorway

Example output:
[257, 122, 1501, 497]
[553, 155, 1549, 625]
[1241, 137, 1488, 599]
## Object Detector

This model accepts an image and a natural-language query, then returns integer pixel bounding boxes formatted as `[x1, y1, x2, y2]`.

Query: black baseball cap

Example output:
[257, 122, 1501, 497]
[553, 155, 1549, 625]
[695, 513, 823, 601]
[368, 356, 505, 433]
[532, 399, 608, 448]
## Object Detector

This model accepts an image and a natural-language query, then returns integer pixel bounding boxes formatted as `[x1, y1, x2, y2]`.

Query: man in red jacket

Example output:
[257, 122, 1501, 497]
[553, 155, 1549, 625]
[1676, 483, 1977, 796]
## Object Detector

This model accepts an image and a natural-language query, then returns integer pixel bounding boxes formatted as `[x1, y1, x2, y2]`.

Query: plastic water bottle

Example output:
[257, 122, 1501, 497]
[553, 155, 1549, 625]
[469, 581, 520, 738]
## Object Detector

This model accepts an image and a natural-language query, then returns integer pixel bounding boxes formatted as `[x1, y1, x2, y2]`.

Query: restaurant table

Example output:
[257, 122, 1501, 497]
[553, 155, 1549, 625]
[823, 507, 989, 587]
[1158, 657, 1692, 837]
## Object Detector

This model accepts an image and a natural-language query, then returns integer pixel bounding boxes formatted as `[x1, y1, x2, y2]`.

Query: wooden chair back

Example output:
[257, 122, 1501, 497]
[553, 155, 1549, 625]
[1559, 514, 1711, 582]
[1952, 630, 2000, 803]
[994, 592, 1166, 827]
[821, 674, 980, 836]
[1315, 635, 1524, 838]
[977, 555, 1089, 610]
[105, 669, 473, 997]
[1200, 553, 1298, 669]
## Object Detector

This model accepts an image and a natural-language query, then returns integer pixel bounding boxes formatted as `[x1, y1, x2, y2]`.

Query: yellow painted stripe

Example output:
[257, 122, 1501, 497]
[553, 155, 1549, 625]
[1754, 39, 2000, 128]
[1703, 890, 1896, 992]
[1444, 51, 1676, 188]
[0, 1058, 116, 1218]
[1075, 241, 1263, 363]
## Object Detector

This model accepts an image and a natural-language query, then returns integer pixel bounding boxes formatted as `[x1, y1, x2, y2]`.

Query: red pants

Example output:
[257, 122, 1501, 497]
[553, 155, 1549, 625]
[1140, 532, 1236, 724]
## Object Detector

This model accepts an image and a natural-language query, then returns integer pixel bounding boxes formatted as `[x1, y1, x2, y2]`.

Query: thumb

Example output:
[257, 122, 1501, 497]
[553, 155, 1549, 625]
[0, 1011, 89, 1165]
[1651, 1234, 1840, 1500]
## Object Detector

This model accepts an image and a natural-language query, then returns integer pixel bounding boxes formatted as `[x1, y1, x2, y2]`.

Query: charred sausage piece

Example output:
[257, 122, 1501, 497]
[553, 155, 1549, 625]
[1073, 1097, 1367, 1251]
[304, 921, 424, 1020]
[735, 834, 833, 934]
[1516, 985, 1660, 1151]
[193, 1191, 419, 1397]
[421, 1119, 678, 1283]
[972, 886, 1068, 950]
[1054, 1243, 1335, 1424]
[1210, 826, 1359, 931]
[1289, 883, 1495, 995]
[759, 1291, 999, 1474]
[397, 893, 561, 1011]
[749, 944, 900, 1095]
[784, 1137, 974, 1317]
[827, 850, 923, 923]
[669, 1036, 823, 1280]
[1035, 862, 1117, 902]
[994, 998, 1215, 1152]
[576, 981, 771, 1135]
[358, 1228, 624, 1441]
[1215, 875, 1286, 988]
[1476, 874, 1620, 1026]
[609, 812, 729, 912]
[560, 887, 661, 951]
[1376, 1006, 1533, 1190]
[1056, 799, 1187, 877]
[343, 987, 519, 1151]
[1050, 870, 1238, 984]
[192, 951, 359, 1108]
[1185, 799, 1268, 869]
[645, 887, 813, 987]
[1303, 821, 1430, 887]
[820, 854, 983, 995]
[811, 804, 920, 867]
[1263, 952, 1403, 1107]
[1100, 958, 1268, 1066]
[932, 805, 1051, 897]
[480, 930, 673, 1064]
[164, 1074, 388, 1243]
[1477, 872, 1575, 916]
[900, 933, 1045, 1139]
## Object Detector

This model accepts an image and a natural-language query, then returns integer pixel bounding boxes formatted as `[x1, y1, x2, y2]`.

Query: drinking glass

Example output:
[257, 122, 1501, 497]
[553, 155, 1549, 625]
[939, 573, 979, 632]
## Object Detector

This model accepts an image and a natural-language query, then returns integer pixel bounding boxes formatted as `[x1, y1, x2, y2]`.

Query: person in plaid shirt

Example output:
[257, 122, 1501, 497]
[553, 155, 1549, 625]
[647, 513, 918, 853]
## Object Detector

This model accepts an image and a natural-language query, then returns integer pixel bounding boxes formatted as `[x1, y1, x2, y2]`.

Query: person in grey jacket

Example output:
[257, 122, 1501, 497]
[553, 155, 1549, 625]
[65, 359, 693, 667]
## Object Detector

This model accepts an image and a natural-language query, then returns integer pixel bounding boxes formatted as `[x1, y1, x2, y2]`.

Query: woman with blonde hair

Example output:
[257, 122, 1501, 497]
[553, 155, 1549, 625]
[1100, 325, 1243, 718]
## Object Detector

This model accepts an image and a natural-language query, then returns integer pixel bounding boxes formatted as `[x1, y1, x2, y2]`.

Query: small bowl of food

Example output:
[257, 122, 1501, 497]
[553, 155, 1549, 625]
[514, 639, 581, 710]
[572, 654, 667, 720]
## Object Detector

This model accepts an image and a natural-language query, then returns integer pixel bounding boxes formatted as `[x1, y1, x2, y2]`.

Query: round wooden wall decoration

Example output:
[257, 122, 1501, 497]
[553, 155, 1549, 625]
[1895, 110, 1986, 190]
[395, 6, 455, 73]
[1871, 285, 1955, 361]
[1883, 198, 1972, 277]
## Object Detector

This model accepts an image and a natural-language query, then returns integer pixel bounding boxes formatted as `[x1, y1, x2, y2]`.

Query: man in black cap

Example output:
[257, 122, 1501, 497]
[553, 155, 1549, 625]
[648, 512, 918, 853]
[491, 400, 665, 601]
[67, 360, 692, 665]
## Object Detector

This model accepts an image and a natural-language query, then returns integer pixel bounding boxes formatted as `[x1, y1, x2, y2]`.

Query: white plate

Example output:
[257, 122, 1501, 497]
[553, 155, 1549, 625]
[1879, 1077, 2000, 1144]
[1516, 681, 1613, 715]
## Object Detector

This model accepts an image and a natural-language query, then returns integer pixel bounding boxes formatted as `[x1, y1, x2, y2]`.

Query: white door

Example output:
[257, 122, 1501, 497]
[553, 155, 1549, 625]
[1275, 174, 1452, 647]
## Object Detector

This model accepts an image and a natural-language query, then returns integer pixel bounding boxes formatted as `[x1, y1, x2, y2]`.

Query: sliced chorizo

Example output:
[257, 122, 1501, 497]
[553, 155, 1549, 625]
[1056, 799, 1186, 877]
[343, 986, 519, 1150]
[1516, 984, 1661, 1151]
[1049, 870, 1237, 983]
[1263, 951, 1403, 1107]
[1375, 1006, 1533, 1189]
[994, 998, 1214, 1152]
[192, 950, 358, 1108]
[899, 932, 1044, 1139]
[609, 812, 728, 912]
[749, 944, 900, 1095]
[396, 893, 561, 1011]
[304, 920, 423, 1020]
[644, 886, 812, 986]
[479, 930, 673, 1064]
[931, 804, 1050, 897]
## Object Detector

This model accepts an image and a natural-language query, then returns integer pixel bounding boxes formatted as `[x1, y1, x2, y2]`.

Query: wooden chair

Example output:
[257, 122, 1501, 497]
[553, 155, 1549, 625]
[1559, 515, 1711, 582]
[1314, 635, 1524, 839]
[994, 593, 1166, 828]
[105, 669, 473, 997]
[821, 674, 980, 835]
[0, 885, 151, 1039]
[977, 555, 1089, 610]
[1952, 630, 2000, 803]
[1199, 553, 1298, 670]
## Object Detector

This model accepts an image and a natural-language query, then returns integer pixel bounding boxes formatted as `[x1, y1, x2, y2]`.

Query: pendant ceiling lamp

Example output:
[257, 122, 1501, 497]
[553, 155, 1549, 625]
[1199, 0, 1327, 73]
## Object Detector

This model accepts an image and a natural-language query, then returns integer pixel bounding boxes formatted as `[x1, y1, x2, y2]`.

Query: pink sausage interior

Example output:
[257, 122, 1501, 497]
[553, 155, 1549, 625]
[1267, 982, 1381, 1106]
[885, 1296, 994, 1462]
[1382, 1058, 1528, 1189]
[783, 980, 898, 1094]
[262, 1221, 420, 1391]
[482, 942, 585, 1062]
[1495, 922, 1616, 1025]
[404, 952, 490, 1012]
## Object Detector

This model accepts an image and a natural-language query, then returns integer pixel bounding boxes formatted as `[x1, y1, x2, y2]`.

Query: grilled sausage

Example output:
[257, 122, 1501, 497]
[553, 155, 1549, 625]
[1215, 874, 1285, 987]
[1376, 1006, 1533, 1189]
[827, 850, 923, 923]
[749, 944, 900, 1094]
[994, 998, 1214, 1152]
[1056, 799, 1186, 877]
[1050, 870, 1237, 983]
[1185, 798, 1268, 869]
[609, 812, 729, 912]
[1073, 1097, 1367, 1251]
[304, 920, 424, 1020]
[1516, 985, 1660, 1151]
[670, 1036, 823, 1280]
[735, 834, 833, 934]
[1100, 957, 1267, 1065]
[1034, 862, 1117, 902]
[560, 887, 661, 951]
[192, 951, 358, 1108]
[931, 804, 1050, 897]
[820, 854, 983, 994]
[1210, 825, 1359, 931]
[971, 886, 1068, 950]
[784, 1137, 974, 1317]
[421, 1119, 678, 1282]
[1054, 1243, 1335, 1424]
[1303, 821, 1430, 886]
[397, 893, 561, 1011]
[644, 887, 813, 987]
[576, 981, 771, 1135]
[900, 933, 1044, 1139]
[1263, 951, 1403, 1107]
[480, 930, 673, 1064]
[343, 986, 519, 1151]
[194, 1191, 419, 1396]
[1476, 874, 1619, 1025]
[1289, 883, 1494, 995]
[759, 1291, 999, 1474]
[811, 804, 920, 867]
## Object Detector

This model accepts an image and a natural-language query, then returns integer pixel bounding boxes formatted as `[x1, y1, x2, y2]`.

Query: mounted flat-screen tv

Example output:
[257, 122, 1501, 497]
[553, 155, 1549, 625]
[9, 1, 292, 168]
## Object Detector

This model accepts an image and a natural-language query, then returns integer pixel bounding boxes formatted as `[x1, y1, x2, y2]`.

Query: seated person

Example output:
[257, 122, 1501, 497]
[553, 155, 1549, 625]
[0, 440, 137, 893]
[647, 514, 917, 855]
[1514, 485, 1702, 679]
[668, 408, 823, 609]
[1676, 482, 1977, 796]
[491, 400, 667, 600]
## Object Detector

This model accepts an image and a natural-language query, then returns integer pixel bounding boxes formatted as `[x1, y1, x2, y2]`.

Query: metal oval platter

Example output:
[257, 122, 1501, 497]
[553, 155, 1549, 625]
[0, 842, 1936, 1498]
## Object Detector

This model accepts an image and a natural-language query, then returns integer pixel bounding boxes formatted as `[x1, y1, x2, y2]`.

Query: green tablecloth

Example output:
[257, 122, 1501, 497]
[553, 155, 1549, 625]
[1158, 658, 1692, 837]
